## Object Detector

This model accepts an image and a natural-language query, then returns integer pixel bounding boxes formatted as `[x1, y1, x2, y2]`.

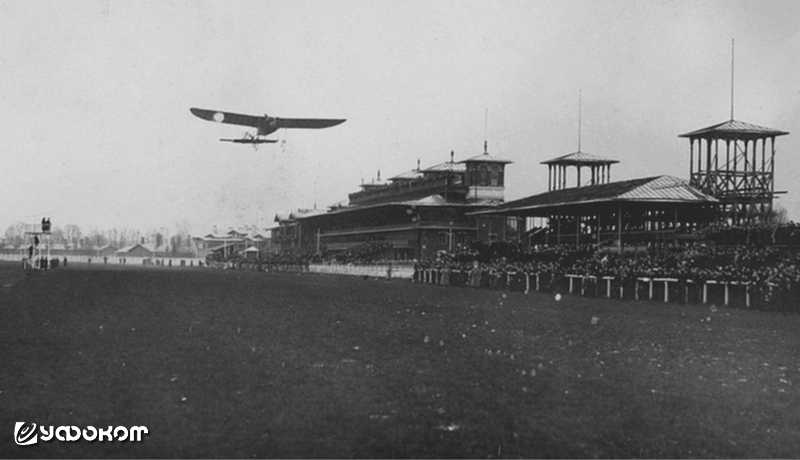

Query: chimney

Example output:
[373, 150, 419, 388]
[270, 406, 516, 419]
[416, 158, 421, 171]
[377, 169, 381, 181]
[484, 140, 488, 155]
[450, 150, 454, 163]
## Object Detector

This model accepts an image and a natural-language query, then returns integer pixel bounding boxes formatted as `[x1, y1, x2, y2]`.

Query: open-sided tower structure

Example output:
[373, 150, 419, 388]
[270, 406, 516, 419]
[679, 120, 788, 225]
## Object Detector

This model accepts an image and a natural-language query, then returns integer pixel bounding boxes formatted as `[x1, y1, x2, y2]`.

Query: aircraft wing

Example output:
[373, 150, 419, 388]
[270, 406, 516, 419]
[277, 117, 346, 129]
[190, 108, 263, 128]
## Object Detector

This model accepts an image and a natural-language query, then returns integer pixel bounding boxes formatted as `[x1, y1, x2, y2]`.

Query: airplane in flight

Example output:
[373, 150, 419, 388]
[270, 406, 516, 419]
[190, 107, 346, 146]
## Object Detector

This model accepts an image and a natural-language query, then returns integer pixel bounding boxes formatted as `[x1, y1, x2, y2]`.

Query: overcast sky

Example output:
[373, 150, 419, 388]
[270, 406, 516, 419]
[1, 0, 798, 234]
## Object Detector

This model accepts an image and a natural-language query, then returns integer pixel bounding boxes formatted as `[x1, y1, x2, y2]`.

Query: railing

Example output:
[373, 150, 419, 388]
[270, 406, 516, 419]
[348, 175, 466, 205]
[0, 253, 204, 267]
[309, 263, 415, 279]
[412, 268, 787, 311]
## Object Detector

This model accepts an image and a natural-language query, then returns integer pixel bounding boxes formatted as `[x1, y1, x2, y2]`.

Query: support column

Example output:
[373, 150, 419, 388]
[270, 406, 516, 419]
[732, 138, 738, 183]
[557, 165, 562, 190]
[689, 139, 694, 180]
[617, 205, 623, 253]
[770, 136, 776, 212]
[548, 165, 552, 191]
[556, 215, 561, 244]
[697, 139, 703, 180]
[553, 166, 558, 191]
[761, 137, 766, 191]
[744, 139, 750, 223]
[714, 139, 719, 192]
[725, 140, 730, 194]
[577, 166, 581, 187]
[706, 137, 712, 190]
[597, 211, 602, 244]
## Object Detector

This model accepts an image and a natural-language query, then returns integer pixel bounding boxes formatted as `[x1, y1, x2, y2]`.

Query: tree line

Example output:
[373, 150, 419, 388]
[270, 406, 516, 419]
[2, 222, 195, 255]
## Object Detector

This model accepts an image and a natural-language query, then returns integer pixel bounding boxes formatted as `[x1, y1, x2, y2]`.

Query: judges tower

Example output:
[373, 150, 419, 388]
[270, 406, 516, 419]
[679, 40, 789, 225]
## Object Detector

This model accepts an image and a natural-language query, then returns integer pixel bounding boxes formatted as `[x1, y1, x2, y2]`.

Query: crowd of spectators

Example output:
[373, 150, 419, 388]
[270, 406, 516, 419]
[700, 221, 800, 245]
[329, 241, 393, 265]
[415, 242, 800, 311]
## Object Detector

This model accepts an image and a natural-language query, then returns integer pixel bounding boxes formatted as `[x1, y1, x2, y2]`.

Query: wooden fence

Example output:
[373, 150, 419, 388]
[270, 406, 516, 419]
[412, 268, 787, 310]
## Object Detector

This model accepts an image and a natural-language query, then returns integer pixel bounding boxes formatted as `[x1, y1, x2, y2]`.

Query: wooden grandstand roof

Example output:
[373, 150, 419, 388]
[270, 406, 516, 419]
[540, 151, 619, 165]
[459, 152, 513, 164]
[389, 168, 423, 181]
[470, 175, 717, 216]
[422, 160, 466, 173]
[295, 194, 489, 220]
[679, 119, 789, 139]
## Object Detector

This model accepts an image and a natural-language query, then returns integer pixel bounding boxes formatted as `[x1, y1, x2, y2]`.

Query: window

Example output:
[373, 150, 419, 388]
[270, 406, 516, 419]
[490, 166, 499, 186]
[480, 165, 489, 185]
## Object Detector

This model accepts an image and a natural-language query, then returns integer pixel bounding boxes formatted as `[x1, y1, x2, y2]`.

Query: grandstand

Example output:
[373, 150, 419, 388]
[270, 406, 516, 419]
[470, 175, 718, 250]
[273, 144, 518, 260]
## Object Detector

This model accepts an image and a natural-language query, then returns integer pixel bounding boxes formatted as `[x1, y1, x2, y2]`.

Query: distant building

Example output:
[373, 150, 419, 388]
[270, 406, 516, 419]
[115, 244, 153, 258]
[192, 229, 274, 259]
[94, 244, 118, 257]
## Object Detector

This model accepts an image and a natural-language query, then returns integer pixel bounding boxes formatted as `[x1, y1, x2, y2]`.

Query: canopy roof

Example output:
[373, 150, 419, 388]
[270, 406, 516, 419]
[275, 208, 326, 222]
[470, 175, 717, 217]
[389, 168, 423, 181]
[296, 194, 488, 220]
[541, 151, 619, 165]
[422, 161, 466, 173]
[460, 152, 513, 164]
[679, 119, 789, 139]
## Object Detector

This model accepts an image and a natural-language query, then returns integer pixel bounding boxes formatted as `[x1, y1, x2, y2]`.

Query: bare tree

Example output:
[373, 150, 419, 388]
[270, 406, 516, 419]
[3, 222, 27, 246]
[63, 224, 82, 249]
[767, 206, 789, 244]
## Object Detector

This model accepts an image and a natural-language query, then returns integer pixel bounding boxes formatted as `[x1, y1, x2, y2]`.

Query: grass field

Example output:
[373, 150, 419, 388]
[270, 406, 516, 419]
[1, 262, 799, 458]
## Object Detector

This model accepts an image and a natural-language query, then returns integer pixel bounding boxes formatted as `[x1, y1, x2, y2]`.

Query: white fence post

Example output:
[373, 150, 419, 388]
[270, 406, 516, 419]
[745, 282, 751, 308]
[603, 276, 613, 298]
[724, 282, 730, 306]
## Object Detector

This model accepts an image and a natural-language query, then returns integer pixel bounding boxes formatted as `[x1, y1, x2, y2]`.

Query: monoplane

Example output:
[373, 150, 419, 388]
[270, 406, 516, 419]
[190, 107, 346, 146]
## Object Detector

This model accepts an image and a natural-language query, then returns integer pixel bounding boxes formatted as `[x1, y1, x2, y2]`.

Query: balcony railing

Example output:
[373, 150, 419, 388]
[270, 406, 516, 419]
[348, 174, 465, 205]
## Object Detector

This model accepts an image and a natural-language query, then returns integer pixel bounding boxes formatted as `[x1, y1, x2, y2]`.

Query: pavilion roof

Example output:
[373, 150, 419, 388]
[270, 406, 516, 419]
[295, 195, 488, 220]
[460, 152, 513, 164]
[470, 175, 717, 216]
[679, 119, 789, 139]
[422, 161, 466, 173]
[541, 150, 619, 165]
[389, 168, 424, 181]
